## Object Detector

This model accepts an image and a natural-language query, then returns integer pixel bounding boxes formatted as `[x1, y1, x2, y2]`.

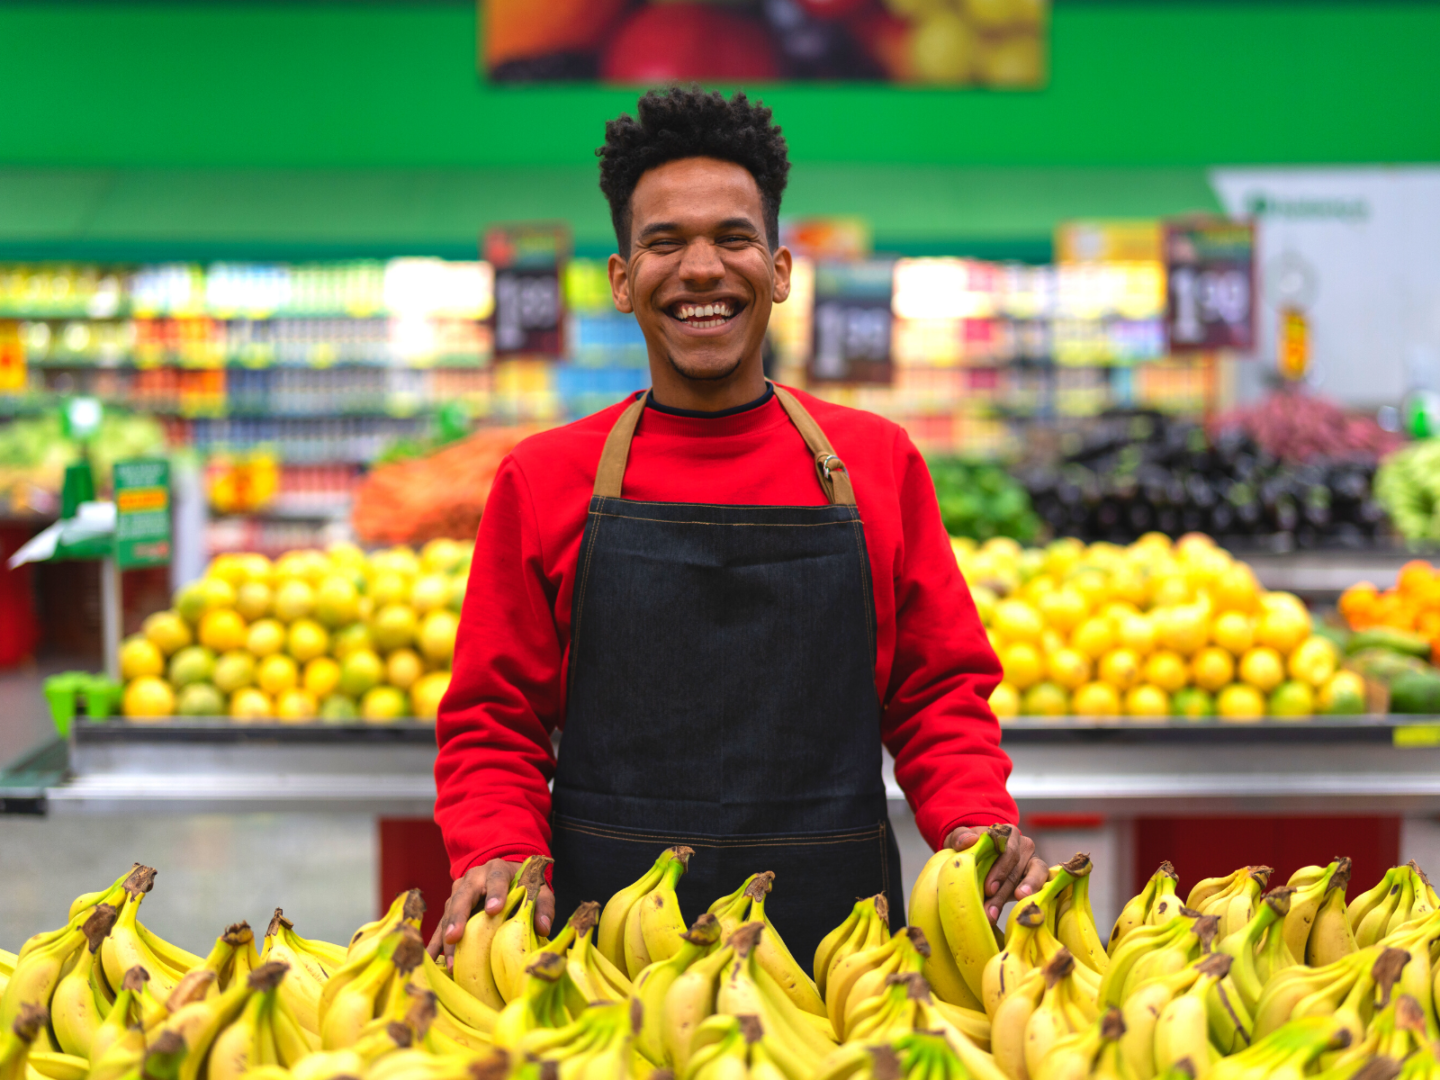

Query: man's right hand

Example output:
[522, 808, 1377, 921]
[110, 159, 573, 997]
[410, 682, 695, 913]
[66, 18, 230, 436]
[426, 857, 556, 969]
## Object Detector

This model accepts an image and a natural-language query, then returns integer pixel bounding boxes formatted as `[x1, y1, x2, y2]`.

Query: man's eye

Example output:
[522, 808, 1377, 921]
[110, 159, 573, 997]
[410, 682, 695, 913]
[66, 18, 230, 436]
[719, 235, 749, 245]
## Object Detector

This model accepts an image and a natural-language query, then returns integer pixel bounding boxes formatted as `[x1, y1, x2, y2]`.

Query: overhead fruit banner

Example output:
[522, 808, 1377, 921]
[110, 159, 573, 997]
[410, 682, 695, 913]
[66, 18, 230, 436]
[481, 0, 1049, 86]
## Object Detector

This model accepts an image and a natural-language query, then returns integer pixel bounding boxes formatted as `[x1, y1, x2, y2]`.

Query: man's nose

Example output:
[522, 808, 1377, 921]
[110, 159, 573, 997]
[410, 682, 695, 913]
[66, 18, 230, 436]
[678, 238, 725, 284]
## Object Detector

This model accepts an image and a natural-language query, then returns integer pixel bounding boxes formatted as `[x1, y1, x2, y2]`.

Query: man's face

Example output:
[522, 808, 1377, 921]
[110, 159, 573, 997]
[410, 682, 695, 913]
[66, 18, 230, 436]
[609, 157, 791, 384]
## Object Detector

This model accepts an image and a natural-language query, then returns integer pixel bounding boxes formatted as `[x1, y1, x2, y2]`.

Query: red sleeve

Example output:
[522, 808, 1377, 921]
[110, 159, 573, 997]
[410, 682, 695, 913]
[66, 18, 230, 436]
[879, 431, 1017, 850]
[434, 456, 559, 879]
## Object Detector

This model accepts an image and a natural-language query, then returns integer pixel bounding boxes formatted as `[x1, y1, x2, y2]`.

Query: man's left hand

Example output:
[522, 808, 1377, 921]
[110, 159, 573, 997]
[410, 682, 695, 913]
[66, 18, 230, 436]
[944, 824, 1049, 924]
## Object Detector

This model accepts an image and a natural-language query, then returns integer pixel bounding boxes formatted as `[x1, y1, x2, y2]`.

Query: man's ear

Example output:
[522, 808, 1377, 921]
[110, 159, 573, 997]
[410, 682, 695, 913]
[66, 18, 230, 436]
[608, 252, 633, 314]
[771, 245, 793, 305]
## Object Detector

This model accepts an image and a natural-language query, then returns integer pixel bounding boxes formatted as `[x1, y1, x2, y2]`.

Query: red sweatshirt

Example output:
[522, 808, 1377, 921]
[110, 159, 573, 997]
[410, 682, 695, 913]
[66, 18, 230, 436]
[435, 387, 1015, 879]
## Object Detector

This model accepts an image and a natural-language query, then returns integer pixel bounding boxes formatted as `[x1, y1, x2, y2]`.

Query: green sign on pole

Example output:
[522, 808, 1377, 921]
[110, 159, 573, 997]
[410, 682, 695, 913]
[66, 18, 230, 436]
[113, 459, 172, 569]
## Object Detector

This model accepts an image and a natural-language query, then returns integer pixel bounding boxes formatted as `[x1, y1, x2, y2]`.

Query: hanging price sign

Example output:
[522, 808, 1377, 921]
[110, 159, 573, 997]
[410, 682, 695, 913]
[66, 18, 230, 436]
[808, 260, 895, 385]
[113, 459, 172, 569]
[1164, 218, 1256, 353]
[484, 224, 569, 360]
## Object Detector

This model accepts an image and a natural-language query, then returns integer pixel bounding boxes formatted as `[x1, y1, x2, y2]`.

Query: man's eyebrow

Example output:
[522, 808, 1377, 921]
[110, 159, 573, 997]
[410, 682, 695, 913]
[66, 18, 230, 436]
[638, 221, 681, 239]
[637, 216, 760, 240]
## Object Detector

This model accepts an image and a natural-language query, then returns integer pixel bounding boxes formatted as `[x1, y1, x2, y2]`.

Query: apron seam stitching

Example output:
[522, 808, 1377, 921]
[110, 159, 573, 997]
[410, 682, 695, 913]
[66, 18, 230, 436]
[567, 498, 605, 704]
[590, 513, 852, 527]
[554, 822, 884, 845]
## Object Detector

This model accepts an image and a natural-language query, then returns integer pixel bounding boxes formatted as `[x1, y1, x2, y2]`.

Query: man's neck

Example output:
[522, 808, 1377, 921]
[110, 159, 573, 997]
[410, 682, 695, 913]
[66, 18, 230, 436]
[647, 362, 768, 413]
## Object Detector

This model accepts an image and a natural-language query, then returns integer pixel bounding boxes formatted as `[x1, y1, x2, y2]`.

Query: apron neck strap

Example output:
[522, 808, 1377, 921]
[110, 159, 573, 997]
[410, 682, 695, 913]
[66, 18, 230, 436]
[591, 383, 856, 506]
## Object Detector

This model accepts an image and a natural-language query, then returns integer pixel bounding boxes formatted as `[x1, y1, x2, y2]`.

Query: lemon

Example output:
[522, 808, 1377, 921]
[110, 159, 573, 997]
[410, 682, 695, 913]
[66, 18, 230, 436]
[1072, 681, 1122, 717]
[257, 654, 299, 696]
[1022, 682, 1070, 717]
[1212, 564, 1260, 613]
[1116, 614, 1157, 656]
[1288, 636, 1339, 688]
[1047, 647, 1092, 691]
[1071, 617, 1115, 661]
[1238, 646, 1285, 693]
[1269, 680, 1316, 719]
[372, 604, 419, 652]
[168, 645, 216, 689]
[421, 537, 465, 574]
[208, 553, 249, 588]
[275, 688, 319, 723]
[304, 657, 342, 699]
[1217, 683, 1266, 721]
[238, 553, 274, 584]
[1100, 600, 1142, 627]
[176, 682, 225, 717]
[1191, 646, 1236, 693]
[994, 600, 1045, 644]
[361, 685, 409, 723]
[1044, 538, 1086, 577]
[1256, 605, 1310, 655]
[1156, 603, 1209, 656]
[120, 636, 166, 681]
[982, 537, 1023, 561]
[986, 627, 1006, 654]
[1108, 568, 1149, 608]
[213, 651, 256, 695]
[327, 541, 368, 570]
[989, 682, 1020, 719]
[198, 609, 248, 654]
[1134, 531, 1173, 553]
[332, 622, 374, 661]
[287, 618, 331, 664]
[1023, 575, 1056, 604]
[1125, 684, 1170, 718]
[1318, 671, 1367, 715]
[1067, 569, 1111, 610]
[369, 571, 410, 609]
[1037, 586, 1089, 633]
[340, 649, 384, 698]
[411, 671, 451, 722]
[273, 579, 316, 623]
[385, 648, 425, 691]
[122, 675, 175, 720]
[235, 581, 273, 622]
[970, 585, 998, 627]
[230, 687, 273, 721]
[142, 610, 192, 657]
[314, 575, 360, 628]
[1210, 611, 1255, 656]
[1143, 650, 1190, 694]
[246, 618, 286, 658]
[1172, 687, 1215, 719]
[418, 610, 460, 665]
[1098, 648, 1142, 691]
[1040, 628, 1066, 656]
[1151, 575, 1193, 607]
[320, 693, 359, 722]
[1000, 642, 1044, 691]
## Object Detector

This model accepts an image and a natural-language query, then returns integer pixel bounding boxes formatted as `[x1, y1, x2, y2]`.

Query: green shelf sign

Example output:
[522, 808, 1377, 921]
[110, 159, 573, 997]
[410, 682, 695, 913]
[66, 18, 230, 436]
[113, 458, 171, 569]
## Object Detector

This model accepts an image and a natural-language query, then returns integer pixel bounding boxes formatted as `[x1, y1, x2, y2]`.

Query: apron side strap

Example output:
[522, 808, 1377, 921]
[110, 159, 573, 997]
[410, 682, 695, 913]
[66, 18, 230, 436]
[592, 393, 648, 499]
[771, 383, 857, 507]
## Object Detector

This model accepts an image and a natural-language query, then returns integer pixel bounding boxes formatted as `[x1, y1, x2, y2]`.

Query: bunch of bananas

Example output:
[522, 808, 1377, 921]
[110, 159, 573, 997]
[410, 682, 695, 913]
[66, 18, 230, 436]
[14, 850, 1440, 1080]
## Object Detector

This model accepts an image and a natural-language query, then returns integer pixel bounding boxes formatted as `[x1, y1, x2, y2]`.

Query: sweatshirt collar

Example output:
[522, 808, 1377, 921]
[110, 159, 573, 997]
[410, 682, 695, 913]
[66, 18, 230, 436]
[634, 386, 789, 439]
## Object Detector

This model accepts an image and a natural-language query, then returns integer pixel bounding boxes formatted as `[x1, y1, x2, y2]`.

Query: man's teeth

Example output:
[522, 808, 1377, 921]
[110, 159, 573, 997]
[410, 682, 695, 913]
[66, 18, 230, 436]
[675, 302, 734, 322]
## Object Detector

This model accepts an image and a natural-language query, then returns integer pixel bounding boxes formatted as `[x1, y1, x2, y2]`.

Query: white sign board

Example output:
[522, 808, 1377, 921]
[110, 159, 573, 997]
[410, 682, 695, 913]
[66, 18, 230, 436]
[1208, 167, 1440, 408]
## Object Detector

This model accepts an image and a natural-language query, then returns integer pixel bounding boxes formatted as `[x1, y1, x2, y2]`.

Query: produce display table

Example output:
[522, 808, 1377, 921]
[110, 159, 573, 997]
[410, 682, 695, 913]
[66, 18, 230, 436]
[27, 719, 438, 816]
[1234, 549, 1433, 600]
[999, 716, 1440, 815]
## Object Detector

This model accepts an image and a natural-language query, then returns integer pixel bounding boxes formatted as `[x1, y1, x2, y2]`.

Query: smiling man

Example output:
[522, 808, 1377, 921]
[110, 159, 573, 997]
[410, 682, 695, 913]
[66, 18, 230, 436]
[429, 87, 1043, 967]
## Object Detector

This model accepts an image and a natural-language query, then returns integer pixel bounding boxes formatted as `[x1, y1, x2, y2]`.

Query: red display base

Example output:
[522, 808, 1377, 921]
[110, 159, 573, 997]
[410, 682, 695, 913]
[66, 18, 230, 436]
[1135, 815, 1400, 896]
[378, 817, 450, 943]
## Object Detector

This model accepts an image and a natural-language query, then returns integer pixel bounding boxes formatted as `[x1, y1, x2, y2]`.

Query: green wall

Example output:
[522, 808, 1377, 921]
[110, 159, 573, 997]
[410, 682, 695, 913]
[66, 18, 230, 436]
[0, 1, 1436, 257]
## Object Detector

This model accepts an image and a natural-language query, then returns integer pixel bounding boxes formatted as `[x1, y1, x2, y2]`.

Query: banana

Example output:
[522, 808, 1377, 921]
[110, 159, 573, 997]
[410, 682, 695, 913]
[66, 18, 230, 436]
[27, 1051, 89, 1080]
[983, 901, 1047, 1018]
[1253, 948, 1372, 1039]
[413, 949, 496, 1037]
[716, 923, 834, 1067]
[347, 891, 412, 956]
[661, 938, 734, 1076]
[1023, 952, 1082, 1080]
[632, 914, 720, 1066]
[134, 924, 201, 982]
[1346, 867, 1400, 935]
[208, 963, 289, 1080]
[320, 894, 425, 1025]
[828, 929, 905, 1041]
[1123, 916, 1217, 1004]
[841, 930, 927, 1044]
[990, 964, 1045, 1080]
[0, 914, 87, 1038]
[936, 826, 1011, 1004]
[451, 880, 523, 1012]
[100, 869, 183, 999]
[321, 928, 411, 1050]
[488, 857, 553, 1004]
[1110, 869, 1163, 957]
[1089, 1010, 1131, 1080]
[1282, 859, 1345, 962]
[1216, 888, 1290, 1016]
[819, 896, 889, 1009]
[1152, 987, 1212, 1078]
[909, 849, 986, 1011]
[1307, 874, 1359, 968]
[598, 850, 673, 973]
[632, 847, 694, 977]
[1217, 869, 1273, 942]
[742, 873, 827, 1018]
[259, 913, 331, 1036]
[1356, 876, 1404, 949]
[1146, 865, 1183, 927]
[1098, 911, 1201, 1009]
[1, 1006, 49, 1080]
[49, 906, 118, 1058]
[565, 908, 631, 1003]
[66, 870, 139, 926]
[1119, 964, 1202, 1080]
[1055, 856, 1108, 976]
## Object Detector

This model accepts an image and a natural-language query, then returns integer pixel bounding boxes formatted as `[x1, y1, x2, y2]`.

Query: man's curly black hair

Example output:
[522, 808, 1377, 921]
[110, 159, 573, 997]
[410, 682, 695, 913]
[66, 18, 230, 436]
[597, 87, 790, 258]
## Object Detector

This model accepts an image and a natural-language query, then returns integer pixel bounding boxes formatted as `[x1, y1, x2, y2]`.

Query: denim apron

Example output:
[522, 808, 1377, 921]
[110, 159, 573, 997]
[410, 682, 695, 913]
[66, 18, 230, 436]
[550, 384, 903, 964]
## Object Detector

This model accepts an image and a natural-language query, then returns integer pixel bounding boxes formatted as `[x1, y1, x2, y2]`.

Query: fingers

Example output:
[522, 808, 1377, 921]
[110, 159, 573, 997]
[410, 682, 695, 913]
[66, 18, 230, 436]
[484, 862, 517, 915]
[1016, 857, 1049, 903]
[986, 833, 1038, 921]
[426, 916, 446, 959]
[946, 827, 982, 851]
[537, 886, 556, 938]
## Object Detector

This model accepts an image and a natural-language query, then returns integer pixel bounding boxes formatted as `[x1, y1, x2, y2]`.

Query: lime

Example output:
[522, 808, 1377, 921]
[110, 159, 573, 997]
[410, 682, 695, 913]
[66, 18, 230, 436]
[319, 693, 359, 722]
[410, 574, 450, 616]
[1269, 680, 1316, 719]
[372, 604, 418, 652]
[314, 575, 360, 628]
[176, 682, 225, 717]
[361, 685, 409, 723]
[287, 619, 330, 664]
[340, 649, 384, 698]
[1021, 682, 1069, 717]
[235, 581, 273, 622]
[246, 618, 287, 658]
[168, 645, 216, 689]
[230, 687, 273, 721]
[213, 651, 256, 695]
[1171, 687, 1215, 719]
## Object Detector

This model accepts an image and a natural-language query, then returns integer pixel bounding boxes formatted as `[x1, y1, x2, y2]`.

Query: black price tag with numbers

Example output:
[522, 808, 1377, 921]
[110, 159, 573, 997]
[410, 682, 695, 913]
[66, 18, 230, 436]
[484, 224, 569, 359]
[1164, 218, 1256, 353]
[808, 260, 895, 385]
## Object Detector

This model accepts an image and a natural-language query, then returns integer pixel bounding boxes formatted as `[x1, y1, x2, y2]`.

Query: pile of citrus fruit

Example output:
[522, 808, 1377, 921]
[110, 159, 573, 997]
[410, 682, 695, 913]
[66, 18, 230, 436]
[117, 539, 470, 722]
[956, 532, 1364, 720]
[1340, 560, 1440, 662]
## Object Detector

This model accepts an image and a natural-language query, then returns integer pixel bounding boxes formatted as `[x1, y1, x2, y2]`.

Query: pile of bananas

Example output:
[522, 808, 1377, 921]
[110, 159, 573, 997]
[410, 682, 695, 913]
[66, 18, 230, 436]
[9, 843, 1440, 1080]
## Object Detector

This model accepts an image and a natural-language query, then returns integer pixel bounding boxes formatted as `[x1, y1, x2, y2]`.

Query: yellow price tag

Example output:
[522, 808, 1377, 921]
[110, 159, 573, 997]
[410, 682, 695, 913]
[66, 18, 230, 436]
[1394, 725, 1440, 748]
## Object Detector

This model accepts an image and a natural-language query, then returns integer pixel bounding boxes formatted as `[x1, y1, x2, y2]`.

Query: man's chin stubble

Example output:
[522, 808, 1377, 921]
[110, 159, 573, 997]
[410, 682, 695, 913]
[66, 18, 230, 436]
[665, 351, 745, 383]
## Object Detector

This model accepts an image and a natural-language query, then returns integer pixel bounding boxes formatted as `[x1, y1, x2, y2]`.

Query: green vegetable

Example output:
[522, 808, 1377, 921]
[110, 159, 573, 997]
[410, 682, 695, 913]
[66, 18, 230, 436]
[1389, 670, 1440, 714]
[927, 457, 1039, 543]
[1347, 647, 1432, 686]
[1375, 438, 1440, 543]
[1344, 626, 1433, 659]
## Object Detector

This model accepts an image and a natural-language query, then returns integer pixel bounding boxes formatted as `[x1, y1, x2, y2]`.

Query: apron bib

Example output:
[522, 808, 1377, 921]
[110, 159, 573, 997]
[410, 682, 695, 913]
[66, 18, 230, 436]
[551, 384, 903, 965]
